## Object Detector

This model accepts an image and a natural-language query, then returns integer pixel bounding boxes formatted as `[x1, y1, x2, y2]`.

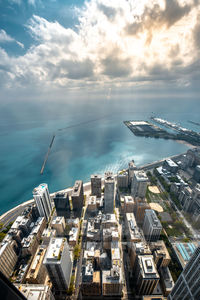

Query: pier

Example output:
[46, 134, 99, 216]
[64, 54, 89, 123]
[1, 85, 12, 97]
[40, 134, 55, 175]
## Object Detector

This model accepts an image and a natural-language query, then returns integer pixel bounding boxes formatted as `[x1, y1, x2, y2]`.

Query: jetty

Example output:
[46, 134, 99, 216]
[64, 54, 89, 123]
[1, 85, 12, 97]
[40, 134, 55, 175]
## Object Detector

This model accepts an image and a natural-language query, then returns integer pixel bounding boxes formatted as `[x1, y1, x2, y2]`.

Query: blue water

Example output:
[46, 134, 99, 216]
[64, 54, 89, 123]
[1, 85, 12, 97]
[0, 96, 199, 214]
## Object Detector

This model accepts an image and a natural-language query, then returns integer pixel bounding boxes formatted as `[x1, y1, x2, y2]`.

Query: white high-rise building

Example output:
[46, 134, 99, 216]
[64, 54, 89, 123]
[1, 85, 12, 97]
[143, 209, 162, 242]
[43, 238, 72, 291]
[168, 245, 200, 300]
[131, 170, 148, 199]
[104, 172, 115, 214]
[33, 183, 52, 221]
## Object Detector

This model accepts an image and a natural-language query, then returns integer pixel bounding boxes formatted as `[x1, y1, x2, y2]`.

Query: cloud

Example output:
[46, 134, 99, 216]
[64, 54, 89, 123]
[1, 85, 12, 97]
[0, 30, 15, 43]
[0, 0, 200, 91]
[0, 29, 24, 49]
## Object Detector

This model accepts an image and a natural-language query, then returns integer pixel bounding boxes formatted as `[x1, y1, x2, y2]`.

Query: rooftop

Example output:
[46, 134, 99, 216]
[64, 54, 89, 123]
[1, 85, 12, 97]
[43, 238, 66, 263]
[138, 255, 159, 279]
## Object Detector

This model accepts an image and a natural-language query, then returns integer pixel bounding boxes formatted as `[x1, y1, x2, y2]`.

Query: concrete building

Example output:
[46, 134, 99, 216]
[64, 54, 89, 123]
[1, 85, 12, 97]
[71, 180, 84, 217]
[87, 195, 97, 213]
[15, 284, 55, 300]
[193, 165, 200, 182]
[135, 255, 160, 295]
[33, 183, 52, 221]
[21, 234, 39, 257]
[143, 209, 162, 242]
[0, 240, 18, 278]
[163, 159, 178, 174]
[131, 170, 148, 199]
[183, 148, 200, 169]
[171, 242, 198, 269]
[125, 213, 142, 242]
[53, 192, 70, 219]
[69, 227, 79, 246]
[160, 266, 174, 297]
[104, 172, 115, 213]
[102, 213, 117, 229]
[51, 216, 66, 236]
[179, 186, 193, 211]
[91, 174, 102, 197]
[128, 160, 137, 186]
[150, 240, 171, 269]
[124, 195, 135, 213]
[168, 245, 200, 300]
[134, 199, 151, 225]
[41, 228, 56, 246]
[129, 241, 151, 269]
[117, 171, 128, 189]
[43, 238, 72, 291]
[29, 217, 46, 243]
[102, 266, 123, 296]
[11, 215, 32, 237]
[81, 262, 101, 296]
[25, 246, 47, 284]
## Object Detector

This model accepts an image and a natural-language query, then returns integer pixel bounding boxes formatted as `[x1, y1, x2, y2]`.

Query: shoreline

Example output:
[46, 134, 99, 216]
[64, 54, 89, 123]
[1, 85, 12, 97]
[0, 150, 192, 222]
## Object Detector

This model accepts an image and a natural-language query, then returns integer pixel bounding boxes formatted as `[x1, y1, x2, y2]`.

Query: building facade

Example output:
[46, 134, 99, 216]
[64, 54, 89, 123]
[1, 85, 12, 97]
[33, 183, 52, 221]
[53, 192, 70, 219]
[168, 246, 200, 300]
[131, 171, 148, 199]
[43, 238, 72, 292]
[143, 209, 162, 242]
[91, 174, 102, 197]
[104, 172, 115, 214]
[71, 180, 84, 217]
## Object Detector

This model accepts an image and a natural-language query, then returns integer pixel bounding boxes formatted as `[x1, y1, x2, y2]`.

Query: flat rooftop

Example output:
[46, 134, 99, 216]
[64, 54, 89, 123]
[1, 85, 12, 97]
[44, 238, 66, 263]
[138, 255, 159, 279]
[172, 242, 198, 268]
[72, 180, 83, 196]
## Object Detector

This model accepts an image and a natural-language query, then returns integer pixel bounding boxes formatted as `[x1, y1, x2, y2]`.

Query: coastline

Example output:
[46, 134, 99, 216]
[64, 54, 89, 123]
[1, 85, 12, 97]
[0, 150, 190, 223]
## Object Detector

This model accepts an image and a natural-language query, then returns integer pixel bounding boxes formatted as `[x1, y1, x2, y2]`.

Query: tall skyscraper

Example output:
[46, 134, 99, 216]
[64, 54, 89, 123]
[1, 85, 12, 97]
[91, 174, 102, 197]
[43, 238, 72, 292]
[168, 245, 200, 300]
[53, 192, 70, 219]
[143, 209, 162, 242]
[131, 170, 148, 199]
[128, 160, 137, 187]
[33, 183, 52, 221]
[71, 180, 84, 217]
[104, 172, 115, 214]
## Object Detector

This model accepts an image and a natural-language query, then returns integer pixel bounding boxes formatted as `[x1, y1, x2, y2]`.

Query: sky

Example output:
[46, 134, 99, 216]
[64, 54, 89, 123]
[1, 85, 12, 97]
[0, 0, 200, 101]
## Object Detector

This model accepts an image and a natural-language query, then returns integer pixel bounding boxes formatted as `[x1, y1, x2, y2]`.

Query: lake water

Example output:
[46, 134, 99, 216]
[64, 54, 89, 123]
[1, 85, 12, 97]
[0, 96, 199, 214]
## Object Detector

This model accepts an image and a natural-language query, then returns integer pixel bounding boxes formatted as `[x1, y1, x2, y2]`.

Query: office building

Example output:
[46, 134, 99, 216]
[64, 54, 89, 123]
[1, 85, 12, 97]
[128, 160, 137, 186]
[33, 183, 52, 221]
[131, 170, 148, 199]
[15, 284, 55, 300]
[193, 165, 200, 182]
[81, 262, 101, 296]
[53, 192, 70, 219]
[163, 159, 178, 174]
[43, 238, 72, 291]
[150, 240, 171, 269]
[104, 172, 115, 213]
[117, 171, 128, 189]
[91, 174, 102, 197]
[21, 234, 39, 257]
[0, 240, 18, 278]
[41, 228, 56, 246]
[25, 246, 47, 284]
[134, 199, 150, 225]
[129, 241, 151, 269]
[124, 195, 135, 213]
[125, 213, 142, 242]
[51, 216, 66, 236]
[143, 209, 162, 242]
[102, 266, 123, 296]
[168, 245, 200, 300]
[135, 255, 160, 295]
[171, 242, 198, 269]
[71, 180, 84, 217]
[160, 266, 174, 297]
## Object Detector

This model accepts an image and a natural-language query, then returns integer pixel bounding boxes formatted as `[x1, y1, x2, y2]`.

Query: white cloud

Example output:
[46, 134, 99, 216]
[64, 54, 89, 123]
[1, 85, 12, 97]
[1, 0, 200, 91]
[0, 30, 15, 43]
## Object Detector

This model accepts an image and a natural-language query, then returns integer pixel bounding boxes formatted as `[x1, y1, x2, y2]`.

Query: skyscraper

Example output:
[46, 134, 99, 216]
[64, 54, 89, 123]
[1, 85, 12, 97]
[53, 192, 70, 219]
[71, 180, 84, 217]
[43, 238, 72, 292]
[104, 172, 115, 213]
[131, 170, 148, 199]
[33, 183, 52, 221]
[91, 174, 102, 197]
[168, 245, 200, 300]
[143, 209, 162, 242]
